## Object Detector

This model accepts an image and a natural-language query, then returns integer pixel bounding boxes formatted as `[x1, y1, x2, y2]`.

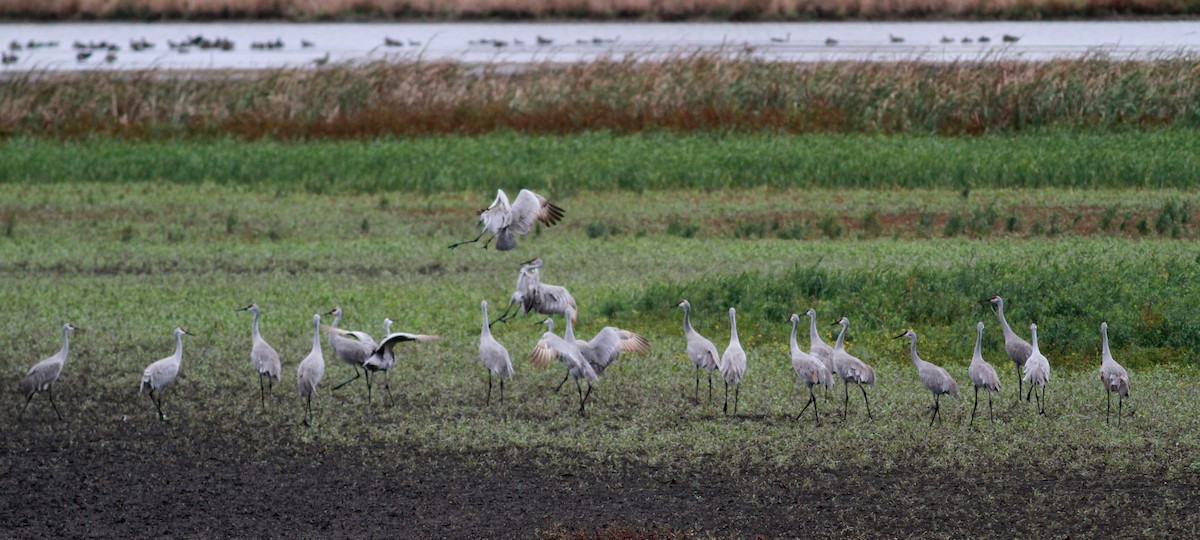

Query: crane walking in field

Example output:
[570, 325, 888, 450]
[449, 188, 565, 251]
[18, 323, 78, 421]
[297, 314, 325, 426]
[721, 308, 747, 415]
[1099, 322, 1130, 426]
[967, 322, 1002, 425]
[478, 300, 513, 405]
[529, 309, 596, 414]
[491, 258, 577, 326]
[324, 307, 376, 394]
[831, 317, 876, 421]
[139, 327, 195, 422]
[986, 296, 1033, 402]
[330, 323, 440, 405]
[895, 329, 959, 426]
[1023, 323, 1051, 415]
[677, 299, 720, 402]
[239, 304, 281, 410]
[790, 314, 833, 425]
[805, 308, 836, 398]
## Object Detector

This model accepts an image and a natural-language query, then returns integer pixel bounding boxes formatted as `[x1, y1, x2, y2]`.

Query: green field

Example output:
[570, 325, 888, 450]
[5, 134, 1200, 535]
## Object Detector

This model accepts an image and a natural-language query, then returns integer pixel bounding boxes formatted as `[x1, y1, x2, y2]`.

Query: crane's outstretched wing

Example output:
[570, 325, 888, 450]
[373, 332, 439, 355]
[529, 337, 559, 370]
[321, 326, 374, 343]
[510, 189, 564, 235]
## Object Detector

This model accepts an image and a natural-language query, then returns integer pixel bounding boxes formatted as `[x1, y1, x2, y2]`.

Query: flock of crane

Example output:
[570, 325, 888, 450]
[16, 189, 1131, 428]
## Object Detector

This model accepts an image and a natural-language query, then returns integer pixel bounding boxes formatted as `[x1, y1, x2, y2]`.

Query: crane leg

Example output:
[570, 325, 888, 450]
[500, 378, 505, 403]
[812, 387, 821, 426]
[859, 383, 873, 420]
[304, 395, 312, 426]
[797, 387, 815, 422]
[843, 381, 850, 422]
[1106, 391, 1111, 424]
[930, 394, 940, 427]
[489, 300, 517, 328]
[1016, 368, 1022, 402]
[554, 371, 570, 394]
[576, 379, 584, 412]
[486, 372, 493, 406]
[1041, 385, 1047, 416]
[364, 370, 373, 405]
[332, 366, 361, 390]
[384, 370, 394, 407]
[970, 387, 979, 426]
[448, 230, 487, 250]
[259, 373, 267, 411]
[583, 383, 593, 406]
[708, 371, 713, 402]
[988, 391, 994, 423]
[694, 366, 700, 402]
[723, 381, 729, 415]
[48, 387, 63, 421]
[1025, 382, 1034, 402]
[733, 384, 740, 415]
[18, 393, 33, 420]
[1117, 395, 1123, 427]
[482, 232, 495, 249]
[149, 389, 165, 421]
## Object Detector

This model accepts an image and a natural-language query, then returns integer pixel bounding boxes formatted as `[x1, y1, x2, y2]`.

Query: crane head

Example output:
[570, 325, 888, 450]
[175, 326, 195, 337]
[324, 306, 342, 317]
[788, 313, 800, 324]
[675, 299, 689, 309]
[893, 329, 915, 340]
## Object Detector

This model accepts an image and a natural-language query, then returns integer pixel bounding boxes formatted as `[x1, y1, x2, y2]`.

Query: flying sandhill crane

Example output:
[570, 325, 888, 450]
[721, 308, 747, 415]
[328, 324, 439, 405]
[529, 309, 595, 414]
[677, 299, 720, 402]
[491, 258, 577, 326]
[986, 295, 1032, 401]
[967, 322, 1002, 425]
[297, 314, 325, 426]
[1099, 322, 1130, 426]
[449, 189, 564, 251]
[789, 314, 833, 425]
[1023, 323, 1051, 415]
[478, 300, 513, 405]
[831, 317, 876, 421]
[18, 323, 78, 420]
[324, 306, 375, 394]
[895, 329, 959, 426]
[139, 327, 195, 421]
[239, 304, 281, 410]
[805, 308, 836, 395]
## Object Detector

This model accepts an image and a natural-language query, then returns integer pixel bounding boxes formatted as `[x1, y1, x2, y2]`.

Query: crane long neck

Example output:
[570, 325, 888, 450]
[60, 326, 71, 359]
[1101, 326, 1110, 359]
[789, 320, 799, 355]
[481, 305, 491, 337]
[682, 305, 694, 334]
[173, 332, 184, 361]
[808, 314, 821, 345]
[835, 322, 847, 350]
[251, 309, 262, 340]
[908, 335, 920, 366]
[311, 319, 322, 353]
[1030, 327, 1039, 351]
[996, 301, 1014, 335]
[331, 312, 342, 329]
[973, 326, 983, 359]
[730, 313, 739, 343]
[564, 315, 574, 342]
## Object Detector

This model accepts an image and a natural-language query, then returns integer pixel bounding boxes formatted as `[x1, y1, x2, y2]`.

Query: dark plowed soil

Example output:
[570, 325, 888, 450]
[3, 420, 1198, 538]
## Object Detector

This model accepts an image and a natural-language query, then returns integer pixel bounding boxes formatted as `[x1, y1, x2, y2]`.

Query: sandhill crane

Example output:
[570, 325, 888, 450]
[449, 189, 564, 251]
[895, 330, 959, 426]
[967, 322, 1002, 425]
[297, 314, 325, 426]
[1023, 323, 1051, 415]
[329, 323, 439, 405]
[805, 308, 836, 395]
[239, 304, 281, 410]
[721, 308, 747, 415]
[789, 314, 833, 425]
[831, 317, 876, 421]
[677, 299, 720, 402]
[986, 296, 1032, 401]
[478, 300, 513, 405]
[529, 309, 596, 414]
[1099, 322, 1130, 426]
[139, 327, 195, 421]
[360, 318, 398, 404]
[324, 307, 375, 393]
[491, 258, 577, 326]
[545, 316, 650, 396]
[18, 323, 78, 420]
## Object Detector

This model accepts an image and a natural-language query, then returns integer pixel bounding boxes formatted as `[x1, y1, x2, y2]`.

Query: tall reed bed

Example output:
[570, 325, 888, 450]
[3, 54, 1200, 138]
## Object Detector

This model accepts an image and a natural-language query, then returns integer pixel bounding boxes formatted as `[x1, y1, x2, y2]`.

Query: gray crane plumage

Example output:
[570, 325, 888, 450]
[831, 317, 876, 421]
[240, 304, 281, 411]
[805, 308, 836, 386]
[478, 300, 513, 406]
[896, 329, 959, 426]
[1022, 323, 1051, 415]
[139, 326, 194, 421]
[967, 322, 1002, 425]
[331, 323, 439, 405]
[450, 188, 564, 251]
[721, 307, 747, 415]
[529, 309, 597, 414]
[492, 258, 577, 326]
[324, 306, 376, 394]
[18, 323, 77, 421]
[297, 314, 325, 426]
[988, 296, 1033, 401]
[360, 318, 400, 405]
[677, 299, 720, 402]
[790, 314, 833, 425]
[1099, 322, 1130, 426]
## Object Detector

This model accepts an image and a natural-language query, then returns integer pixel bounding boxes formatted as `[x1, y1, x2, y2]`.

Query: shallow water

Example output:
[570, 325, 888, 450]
[2, 20, 1199, 70]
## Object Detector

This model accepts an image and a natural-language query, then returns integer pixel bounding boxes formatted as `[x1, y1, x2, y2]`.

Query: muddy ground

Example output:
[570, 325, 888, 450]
[3, 418, 1198, 539]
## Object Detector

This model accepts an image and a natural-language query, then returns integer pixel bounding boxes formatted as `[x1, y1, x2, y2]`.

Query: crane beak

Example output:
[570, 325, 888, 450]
[184, 330, 196, 336]
[892, 332, 905, 339]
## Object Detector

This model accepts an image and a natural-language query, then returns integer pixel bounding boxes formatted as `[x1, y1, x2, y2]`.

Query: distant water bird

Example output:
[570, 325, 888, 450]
[985, 295, 1032, 401]
[1002, 34, 1020, 43]
[313, 53, 330, 66]
[301, 39, 314, 48]
[889, 34, 905, 43]
[804, 308, 836, 394]
[576, 39, 589, 45]
[493, 40, 508, 48]
[831, 317, 876, 421]
[323, 306, 375, 393]
[825, 37, 838, 46]
[384, 37, 402, 47]
[895, 330, 959, 426]
[789, 314, 833, 425]
[537, 35, 553, 45]
[1, 52, 16, 65]
[407, 39, 421, 46]
[941, 36, 954, 44]
[979, 36, 991, 43]
[677, 299, 720, 402]
[529, 309, 594, 414]
[105, 52, 116, 63]
[1023, 323, 1051, 415]
[9, 40, 21, 51]
[296, 314, 325, 426]
[1098, 322, 1130, 426]
[76, 51, 92, 62]
[239, 304, 281, 410]
[139, 327, 195, 421]
[513, 38, 524, 46]
[333, 325, 439, 405]
[18, 323, 78, 420]
[967, 322, 1002, 425]
[478, 301, 513, 405]
[962, 36, 973, 43]
[491, 258, 577, 326]
[449, 189, 564, 251]
[721, 308, 747, 415]
[771, 32, 791, 43]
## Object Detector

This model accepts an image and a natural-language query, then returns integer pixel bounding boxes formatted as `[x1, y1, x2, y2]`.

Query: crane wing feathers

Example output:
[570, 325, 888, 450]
[480, 199, 513, 233]
[510, 189, 564, 234]
[528, 338, 558, 370]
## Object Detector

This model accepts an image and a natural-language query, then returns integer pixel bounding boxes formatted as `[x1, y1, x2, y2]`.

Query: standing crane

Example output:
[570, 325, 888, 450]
[789, 314, 833, 425]
[490, 258, 577, 326]
[967, 322, 1002, 425]
[677, 299, 720, 402]
[805, 308, 836, 397]
[239, 304, 281, 410]
[360, 318, 397, 405]
[544, 316, 650, 396]
[328, 324, 439, 405]
[1099, 322, 1130, 426]
[529, 309, 596, 414]
[895, 329, 959, 426]
[985, 296, 1032, 401]
[831, 317, 876, 421]
[324, 307, 376, 394]
[296, 314, 325, 426]
[18, 323, 78, 421]
[1023, 323, 1051, 416]
[139, 327, 195, 421]
[478, 300, 513, 405]
[721, 308, 747, 415]
[449, 189, 564, 251]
